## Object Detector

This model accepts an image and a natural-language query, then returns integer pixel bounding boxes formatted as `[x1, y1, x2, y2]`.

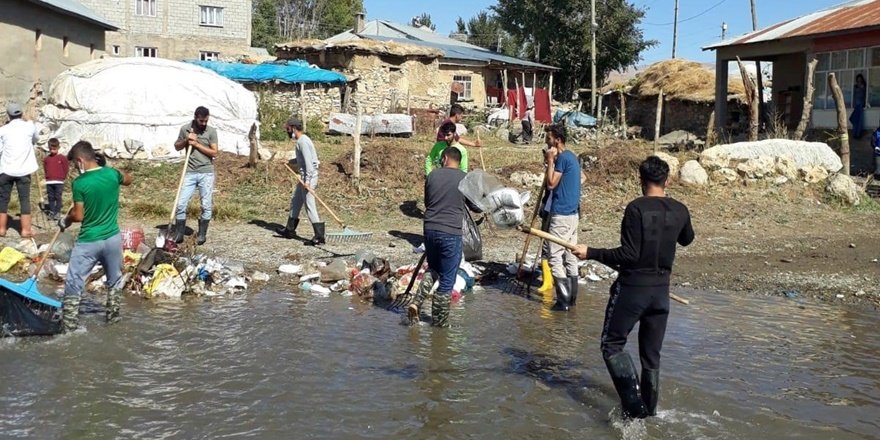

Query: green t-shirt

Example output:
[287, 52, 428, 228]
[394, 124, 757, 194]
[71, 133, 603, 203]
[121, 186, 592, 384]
[72, 166, 123, 243]
[177, 123, 218, 173]
[425, 141, 468, 175]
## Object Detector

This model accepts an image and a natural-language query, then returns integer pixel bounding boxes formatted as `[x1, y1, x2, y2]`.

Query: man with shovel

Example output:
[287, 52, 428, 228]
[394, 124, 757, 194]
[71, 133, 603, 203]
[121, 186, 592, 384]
[172, 106, 218, 245]
[277, 118, 324, 246]
[58, 141, 132, 332]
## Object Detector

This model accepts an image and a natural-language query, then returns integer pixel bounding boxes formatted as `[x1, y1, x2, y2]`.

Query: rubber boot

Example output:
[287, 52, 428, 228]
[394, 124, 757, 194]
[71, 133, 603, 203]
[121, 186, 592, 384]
[196, 220, 209, 245]
[62, 295, 81, 333]
[407, 270, 435, 324]
[641, 368, 660, 417]
[19, 214, 33, 237]
[106, 287, 122, 324]
[172, 219, 186, 243]
[569, 276, 580, 306]
[551, 277, 571, 311]
[431, 292, 451, 328]
[0, 213, 6, 236]
[605, 352, 648, 419]
[306, 222, 325, 246]
[279, 217, 299, 239]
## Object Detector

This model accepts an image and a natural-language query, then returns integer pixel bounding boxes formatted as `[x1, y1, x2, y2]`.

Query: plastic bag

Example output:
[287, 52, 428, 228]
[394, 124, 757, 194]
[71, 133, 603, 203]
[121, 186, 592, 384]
[319, 259, 349, 282]
[459, 171, 529, 228]
[0, 247, 26, 273]
[144, 264, 185, 299]
[462, 211, 482, 262]
[50, 232, 76, 263]
[458, 170, 505, 212]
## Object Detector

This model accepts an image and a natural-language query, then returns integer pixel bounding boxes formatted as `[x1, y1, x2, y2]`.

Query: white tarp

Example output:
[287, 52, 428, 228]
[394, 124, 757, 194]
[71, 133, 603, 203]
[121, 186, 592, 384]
[328, 113, 413, 135]
[40, 58, 258, 158]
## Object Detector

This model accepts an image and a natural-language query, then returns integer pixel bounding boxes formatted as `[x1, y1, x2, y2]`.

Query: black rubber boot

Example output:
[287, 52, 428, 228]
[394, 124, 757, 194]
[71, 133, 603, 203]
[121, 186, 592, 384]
[196, 220, 209, 245]
[173, 219, 186, 243]
[306, 222, 326, 246]
[279, 217, 299, 239]
[604, 352, 648, 419]
[569, 276, 579, 306]
[551, 277, 571, 311]
[641, 368, 660, 416]
[432, 292, 451, 328]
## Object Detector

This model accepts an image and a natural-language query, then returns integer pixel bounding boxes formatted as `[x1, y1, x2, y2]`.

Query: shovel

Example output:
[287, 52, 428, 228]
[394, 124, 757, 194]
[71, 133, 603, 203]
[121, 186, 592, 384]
[156, 144, 193, 249]
[284, 164, 371, 242]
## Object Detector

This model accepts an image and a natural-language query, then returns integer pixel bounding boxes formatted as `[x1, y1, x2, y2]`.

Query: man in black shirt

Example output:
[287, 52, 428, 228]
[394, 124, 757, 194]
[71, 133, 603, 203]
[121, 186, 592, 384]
[574, 156, 694, 419]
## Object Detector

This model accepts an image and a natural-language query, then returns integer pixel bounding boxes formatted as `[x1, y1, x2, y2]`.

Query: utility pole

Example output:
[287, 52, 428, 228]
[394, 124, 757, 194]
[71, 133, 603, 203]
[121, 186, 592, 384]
[591, 0, 597, 114]
[750, 0, 764, 129]
[672, 0, 679, 58]
[721, 22, 728, 40]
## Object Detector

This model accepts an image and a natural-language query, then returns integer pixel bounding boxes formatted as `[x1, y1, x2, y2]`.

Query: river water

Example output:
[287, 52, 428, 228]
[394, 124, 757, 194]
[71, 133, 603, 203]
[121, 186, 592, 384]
[1, 285, 878, 439]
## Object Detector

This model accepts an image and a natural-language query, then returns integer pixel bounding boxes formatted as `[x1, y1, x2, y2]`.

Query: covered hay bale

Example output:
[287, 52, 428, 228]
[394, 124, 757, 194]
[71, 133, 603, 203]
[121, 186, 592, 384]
[629, 59, 745, 103]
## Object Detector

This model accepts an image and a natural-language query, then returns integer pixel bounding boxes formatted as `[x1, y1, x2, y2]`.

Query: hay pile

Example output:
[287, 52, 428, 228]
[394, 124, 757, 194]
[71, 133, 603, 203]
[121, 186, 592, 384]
[276, 39, 442, 58]
[629, 59, 745, 102]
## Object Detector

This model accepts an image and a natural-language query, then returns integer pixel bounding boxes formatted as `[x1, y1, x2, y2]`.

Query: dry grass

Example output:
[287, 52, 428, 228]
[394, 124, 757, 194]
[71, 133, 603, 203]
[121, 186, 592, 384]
[276, 39, 442, 58]
[629, 59, 746, 103]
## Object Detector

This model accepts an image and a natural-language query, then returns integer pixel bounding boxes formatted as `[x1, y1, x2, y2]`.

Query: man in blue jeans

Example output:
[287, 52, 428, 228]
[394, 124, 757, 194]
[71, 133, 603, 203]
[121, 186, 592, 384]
[172, 106, 218, 245]
[409, 147, 466, 327]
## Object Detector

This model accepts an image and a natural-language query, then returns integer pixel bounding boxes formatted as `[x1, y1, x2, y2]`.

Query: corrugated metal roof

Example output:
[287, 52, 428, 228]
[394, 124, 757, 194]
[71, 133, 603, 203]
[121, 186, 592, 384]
[29, 0, 117, 30]
[325, 19, 557, 71]
[704, 0, 880, 50]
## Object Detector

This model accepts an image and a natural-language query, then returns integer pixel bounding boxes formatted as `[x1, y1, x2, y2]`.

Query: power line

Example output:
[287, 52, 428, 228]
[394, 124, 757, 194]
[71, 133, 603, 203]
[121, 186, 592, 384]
[643, 0, 729, 26]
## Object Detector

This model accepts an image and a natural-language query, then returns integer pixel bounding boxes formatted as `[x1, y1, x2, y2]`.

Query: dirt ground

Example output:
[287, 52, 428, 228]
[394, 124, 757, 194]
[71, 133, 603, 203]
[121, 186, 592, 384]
[7, 134, 880, 309]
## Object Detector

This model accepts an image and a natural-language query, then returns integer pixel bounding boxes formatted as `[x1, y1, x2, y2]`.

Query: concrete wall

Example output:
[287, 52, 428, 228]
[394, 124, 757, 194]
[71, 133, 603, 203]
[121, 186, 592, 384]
[0, 0, 105, 115]
[79, 0, 252, 60]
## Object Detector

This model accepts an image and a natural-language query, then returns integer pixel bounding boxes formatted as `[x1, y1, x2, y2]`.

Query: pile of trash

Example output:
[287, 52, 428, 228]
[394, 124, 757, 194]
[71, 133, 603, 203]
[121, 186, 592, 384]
[131, 246, 258, 298]
[508, 253, 618, 283]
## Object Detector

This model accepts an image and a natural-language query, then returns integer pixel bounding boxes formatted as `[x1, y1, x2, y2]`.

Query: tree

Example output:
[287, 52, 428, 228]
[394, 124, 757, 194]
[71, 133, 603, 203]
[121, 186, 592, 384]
[466, 11, 502, 51]
[251, 0, 364, 50]
[317, 0, 364, 39]
[252, 0, 281, 52]
[455, 17, 467, 33]
[411, 13, 436, 31]
[493, 0, 656, 100]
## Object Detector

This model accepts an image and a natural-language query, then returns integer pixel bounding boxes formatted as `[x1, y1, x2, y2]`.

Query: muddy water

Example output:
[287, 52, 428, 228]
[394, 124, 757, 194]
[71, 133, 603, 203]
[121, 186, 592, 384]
[1, 286, 878, 439]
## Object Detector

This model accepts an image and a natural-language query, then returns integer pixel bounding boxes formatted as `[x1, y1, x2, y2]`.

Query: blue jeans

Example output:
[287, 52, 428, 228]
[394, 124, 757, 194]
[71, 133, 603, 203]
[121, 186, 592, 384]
[176, 172, 214, 221]
[64, 233, 124, 297]
[424, 229, 462, 295]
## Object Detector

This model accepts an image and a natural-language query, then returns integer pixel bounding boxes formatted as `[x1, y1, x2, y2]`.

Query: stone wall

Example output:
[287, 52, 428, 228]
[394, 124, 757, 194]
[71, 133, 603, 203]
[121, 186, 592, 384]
[604, 93, 746, 138]
[245, 83, 343, 120]
[346, 54, 448, 113]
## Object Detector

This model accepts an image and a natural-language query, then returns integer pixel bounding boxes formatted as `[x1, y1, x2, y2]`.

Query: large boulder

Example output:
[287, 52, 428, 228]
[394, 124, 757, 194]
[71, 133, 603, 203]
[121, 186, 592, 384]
[774, 156, 799, 180]
[680, 160, 709, 186]
[825, 173, 862, 205]
[700, 150, 730, 171]
[736, 156, 775, 179]
[653, 152, 680, 179]
[510, 171, 544, 188]
[700, 139, 843, 173]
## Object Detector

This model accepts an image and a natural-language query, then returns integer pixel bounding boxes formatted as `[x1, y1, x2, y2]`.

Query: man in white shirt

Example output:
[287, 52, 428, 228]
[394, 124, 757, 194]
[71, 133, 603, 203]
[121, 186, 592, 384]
[0, 103, 39, 237]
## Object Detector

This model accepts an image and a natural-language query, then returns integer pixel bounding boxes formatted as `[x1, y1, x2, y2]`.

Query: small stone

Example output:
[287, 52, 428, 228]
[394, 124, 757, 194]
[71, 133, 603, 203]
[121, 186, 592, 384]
[855, 290, 865, 297]
[780, 258, 793, 263]
[836, 294, 845, 299]
[389, 242, 397, 248]
[252, 271, 271, 282]
[849, 243, 856, 248]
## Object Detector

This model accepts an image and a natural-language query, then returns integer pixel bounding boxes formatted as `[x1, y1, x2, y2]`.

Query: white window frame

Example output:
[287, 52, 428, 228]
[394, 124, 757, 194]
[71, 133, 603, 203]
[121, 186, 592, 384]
[135, 0, 157, 17]
[200, 6, 224, 27]
[453, 75, 473, 100]
[814, 47, 879, 110]
[199, 51, 221, 61]
[135, 46, 158, 58]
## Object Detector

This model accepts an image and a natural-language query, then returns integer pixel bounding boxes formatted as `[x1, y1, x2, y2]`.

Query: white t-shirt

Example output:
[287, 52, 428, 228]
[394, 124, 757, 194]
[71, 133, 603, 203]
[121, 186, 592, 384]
[0, 119, 39, 177]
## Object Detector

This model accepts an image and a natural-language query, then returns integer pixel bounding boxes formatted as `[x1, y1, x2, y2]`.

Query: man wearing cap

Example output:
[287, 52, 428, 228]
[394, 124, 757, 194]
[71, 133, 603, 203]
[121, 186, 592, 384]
[277, 118, 324, 245]
[0, 103, 39, 237]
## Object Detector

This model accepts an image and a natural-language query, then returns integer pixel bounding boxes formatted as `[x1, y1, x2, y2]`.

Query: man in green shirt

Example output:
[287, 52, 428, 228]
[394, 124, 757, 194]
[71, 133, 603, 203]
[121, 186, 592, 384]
[425, 122, 468, 175]
[172, 106, 218, 245]
[59, 141, 133, 332]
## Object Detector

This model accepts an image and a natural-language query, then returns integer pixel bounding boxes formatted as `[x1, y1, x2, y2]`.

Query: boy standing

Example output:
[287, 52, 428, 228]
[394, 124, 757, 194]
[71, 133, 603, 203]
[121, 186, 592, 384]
[43, 138, 69, 220]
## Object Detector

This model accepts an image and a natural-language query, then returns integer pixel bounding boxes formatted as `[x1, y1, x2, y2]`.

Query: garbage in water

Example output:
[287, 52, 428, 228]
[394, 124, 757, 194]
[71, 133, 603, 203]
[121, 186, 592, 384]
[0, 247, 26, 273]
[278, 264, 303, 275]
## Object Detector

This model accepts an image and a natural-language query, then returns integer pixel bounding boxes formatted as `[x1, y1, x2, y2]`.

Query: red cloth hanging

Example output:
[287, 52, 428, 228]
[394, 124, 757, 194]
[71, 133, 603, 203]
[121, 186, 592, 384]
[534, 88, 552, 123]
[506, 90, 518, 120]
[486, 86, 505, 104]
[517, 87, 528, 119]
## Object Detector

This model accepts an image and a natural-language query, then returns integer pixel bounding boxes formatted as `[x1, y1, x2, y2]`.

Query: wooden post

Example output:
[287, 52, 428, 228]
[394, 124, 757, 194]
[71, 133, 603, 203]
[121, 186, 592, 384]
[515, 77, 521, 121]
[619, 89, 627, 130]
[706, 110, 716, 148]
[521, 71, 527, 95]
[406, 90, 411, 115]
[736, 56, 759, 142]
[353, 106, 362, 189]
[548, 73, 554, 119]
[654, 89, 663, 152]
[503, 69, 510, 123]
[247, 122, 258, 168]
[532, 72, 537, 97]
[794, 56, 819, 140]
[828, 73, 851, 175]
[299, 83, 307, 127]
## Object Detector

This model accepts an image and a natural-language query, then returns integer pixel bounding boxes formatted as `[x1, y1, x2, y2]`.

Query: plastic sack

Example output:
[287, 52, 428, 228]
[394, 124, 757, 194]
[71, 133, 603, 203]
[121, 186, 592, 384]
[144, 264, 185, 299]
[0, 247, 26, 273]
[319, 259, 349, 282]
[458, 170, 505, 213]
[459, 171, 530, 228]
[121, 226, 145, 251]
[50, 232, 76, 263]
[462, 210, 482, 262]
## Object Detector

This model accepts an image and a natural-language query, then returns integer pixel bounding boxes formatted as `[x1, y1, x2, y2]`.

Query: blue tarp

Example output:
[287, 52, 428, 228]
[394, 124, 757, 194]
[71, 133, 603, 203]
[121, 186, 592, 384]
[553, 110, 597, 128]
[187, 60, 347, 85]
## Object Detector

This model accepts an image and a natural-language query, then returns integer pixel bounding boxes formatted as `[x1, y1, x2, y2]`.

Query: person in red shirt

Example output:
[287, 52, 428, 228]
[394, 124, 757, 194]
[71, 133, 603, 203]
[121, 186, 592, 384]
[436, 104, 482, 149]
[43, 138, 69, 220]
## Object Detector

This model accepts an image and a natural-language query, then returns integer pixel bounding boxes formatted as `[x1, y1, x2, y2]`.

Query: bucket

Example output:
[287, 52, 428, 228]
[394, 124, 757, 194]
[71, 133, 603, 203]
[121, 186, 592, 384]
[121, 226, 145, 251]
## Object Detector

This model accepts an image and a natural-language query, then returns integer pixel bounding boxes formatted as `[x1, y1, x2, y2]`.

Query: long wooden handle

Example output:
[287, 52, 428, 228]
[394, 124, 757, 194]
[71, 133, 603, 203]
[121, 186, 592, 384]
[477, 131, 486, 170]
[516, 225, 690, 305]
[403, 253, 428, 296]
[31, 206, 72, 278]
[169, 146, 194, 224]
[284, 164, 345, 228]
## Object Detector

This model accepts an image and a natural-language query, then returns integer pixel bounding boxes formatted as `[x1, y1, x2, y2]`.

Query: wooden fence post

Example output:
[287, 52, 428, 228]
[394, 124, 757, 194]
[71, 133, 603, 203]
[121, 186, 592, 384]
[353, 106, 363, 191]
[828, 72, 851, 175]
[794, 56, 818, 140]
[736, 57, 759, 142]
[654, 89, 663, 152]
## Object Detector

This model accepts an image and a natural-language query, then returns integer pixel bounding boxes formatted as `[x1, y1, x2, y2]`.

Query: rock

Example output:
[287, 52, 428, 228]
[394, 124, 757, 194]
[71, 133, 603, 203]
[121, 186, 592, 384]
[710, 168, 738, 184]
[679, 160, 709, 186]
[653, 152, 680, 179]
[700, 151, 730, 171]
[474, 125, 493, 138]
[495, 128, 510, 141]
[701, 139, 843, 172]
[825, 173, 862, 205]
[772, 176, 789, 185]
[774, 157, 798, 180]
[578, 153, 598, 171]
[800, 165, 830, 184]
[258, 148, 273, 160]
[510, 171, 544, 188]
[151, 145, 172, 157]
[252, 271, 271, 282]
[735, 156, 775, 179]
[657, 130, 704, 149]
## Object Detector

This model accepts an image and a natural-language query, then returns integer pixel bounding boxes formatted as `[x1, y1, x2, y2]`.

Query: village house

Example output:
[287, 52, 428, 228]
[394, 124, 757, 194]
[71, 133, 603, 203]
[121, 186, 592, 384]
[1, 0, 116, 114]
[77, 0, 253, 61]
[276, 13, 557, 114]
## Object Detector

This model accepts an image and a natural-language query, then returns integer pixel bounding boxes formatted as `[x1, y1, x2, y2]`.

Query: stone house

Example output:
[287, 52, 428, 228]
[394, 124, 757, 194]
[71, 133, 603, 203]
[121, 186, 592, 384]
[1, 0, 116, 114]
[78, 0, 252, 61]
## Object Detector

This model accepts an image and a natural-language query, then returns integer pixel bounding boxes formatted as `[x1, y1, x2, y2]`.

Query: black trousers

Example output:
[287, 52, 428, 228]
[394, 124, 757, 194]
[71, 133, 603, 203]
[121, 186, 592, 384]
[600, 281, 669, 370]
[46, 184, 64, 215]
[522, 120, 533, 143]
[0, 174, 31, 215]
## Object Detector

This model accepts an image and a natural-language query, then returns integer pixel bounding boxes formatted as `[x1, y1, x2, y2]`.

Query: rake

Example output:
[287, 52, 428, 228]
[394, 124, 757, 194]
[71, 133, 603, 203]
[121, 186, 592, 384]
[284, 164, 372, 242]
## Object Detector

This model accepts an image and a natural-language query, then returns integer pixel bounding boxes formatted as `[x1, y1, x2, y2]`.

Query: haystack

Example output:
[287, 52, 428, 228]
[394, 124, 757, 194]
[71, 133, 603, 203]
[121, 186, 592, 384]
[275, 39, 442, 59]
[629, 59, 745, 102]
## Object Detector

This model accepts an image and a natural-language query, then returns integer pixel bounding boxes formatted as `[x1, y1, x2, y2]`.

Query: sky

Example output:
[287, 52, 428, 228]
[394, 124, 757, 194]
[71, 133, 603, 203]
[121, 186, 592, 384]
[362, 0, 846, 65]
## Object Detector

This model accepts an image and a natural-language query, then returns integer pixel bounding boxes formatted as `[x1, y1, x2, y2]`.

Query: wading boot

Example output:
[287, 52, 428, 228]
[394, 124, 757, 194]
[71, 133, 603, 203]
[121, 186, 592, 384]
[605, 352, 648, 419]
[551, 277, 572, 311]
[407, 271, 435, 324]
[172, 219, 186, 243]
[196, 220, 210, 245]
[569, 276, 580, 306]
[641, 368, 660, 416]
[278, 217, 299, 239]
[431, 292, 451, 328]
[62, 295, 81, 333]
[306, 222, 326, 246]
[19, 214, 33, 238]
[106, 287, 123, 324]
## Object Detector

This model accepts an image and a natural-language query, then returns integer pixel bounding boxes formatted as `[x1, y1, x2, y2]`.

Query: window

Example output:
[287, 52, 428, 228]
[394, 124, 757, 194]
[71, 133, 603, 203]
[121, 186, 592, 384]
[135, 0, 157, 17]
[62, 37, 69, 57]
[35, 29, 42, 51]
[814, 47, 880, 110]
[200, 6, 224, 27]
[112, 45, 120, 55]
[135, 46, 158, 57]
[199, 51, 220, 61]
[453, 75, 472, 100]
